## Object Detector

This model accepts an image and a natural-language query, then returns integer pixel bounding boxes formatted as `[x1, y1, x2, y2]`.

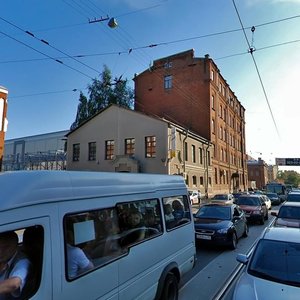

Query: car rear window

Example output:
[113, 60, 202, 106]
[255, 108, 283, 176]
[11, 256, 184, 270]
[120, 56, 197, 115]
[236, 197, 260, 206]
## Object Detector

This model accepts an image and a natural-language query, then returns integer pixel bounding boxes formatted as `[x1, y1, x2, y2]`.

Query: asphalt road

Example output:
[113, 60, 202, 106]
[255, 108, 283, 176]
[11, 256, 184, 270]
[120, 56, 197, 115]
[178, 205, 280, 300]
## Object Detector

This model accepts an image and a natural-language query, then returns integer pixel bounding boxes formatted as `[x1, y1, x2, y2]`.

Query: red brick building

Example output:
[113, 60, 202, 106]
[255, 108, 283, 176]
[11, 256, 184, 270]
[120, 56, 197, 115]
[247, 157, 269, 190]
[0, 86, 8, 170]
[134, 49, 248, 193]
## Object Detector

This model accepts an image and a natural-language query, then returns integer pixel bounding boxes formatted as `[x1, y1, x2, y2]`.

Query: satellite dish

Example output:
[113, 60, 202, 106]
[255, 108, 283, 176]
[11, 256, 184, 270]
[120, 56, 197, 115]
[108, 17, 118, 28]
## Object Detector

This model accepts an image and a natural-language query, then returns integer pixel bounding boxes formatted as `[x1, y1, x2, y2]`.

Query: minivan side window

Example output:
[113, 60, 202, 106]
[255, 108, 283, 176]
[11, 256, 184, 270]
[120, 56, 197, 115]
[0, 226, 44, 299]
[64, 198, 163, 280]
[163, 195, 191, 230]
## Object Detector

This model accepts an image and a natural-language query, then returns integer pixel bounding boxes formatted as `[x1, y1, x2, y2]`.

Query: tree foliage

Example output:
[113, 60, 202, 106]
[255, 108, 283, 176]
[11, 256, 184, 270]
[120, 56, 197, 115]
[277, 170, 300, 187]
[71, 65, 134, 130]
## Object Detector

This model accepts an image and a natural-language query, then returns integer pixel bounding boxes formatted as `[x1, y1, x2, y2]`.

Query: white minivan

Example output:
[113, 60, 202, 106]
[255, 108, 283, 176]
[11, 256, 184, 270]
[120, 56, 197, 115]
[0, 171, 196, 300]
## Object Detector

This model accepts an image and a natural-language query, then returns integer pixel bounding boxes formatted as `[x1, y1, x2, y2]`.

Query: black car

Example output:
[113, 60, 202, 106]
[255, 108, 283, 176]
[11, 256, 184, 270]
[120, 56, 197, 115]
[194, 203, 248, 249]
[265, 192, 281, 205]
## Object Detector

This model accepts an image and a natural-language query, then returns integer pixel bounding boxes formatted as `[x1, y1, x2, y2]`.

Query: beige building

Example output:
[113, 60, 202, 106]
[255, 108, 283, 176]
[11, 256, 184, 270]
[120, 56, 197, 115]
[66, 105, 214, 196]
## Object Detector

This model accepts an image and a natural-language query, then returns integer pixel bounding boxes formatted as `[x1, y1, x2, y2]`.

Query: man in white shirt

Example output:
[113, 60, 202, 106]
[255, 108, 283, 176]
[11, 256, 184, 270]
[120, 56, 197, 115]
[0, 231, 30, 299]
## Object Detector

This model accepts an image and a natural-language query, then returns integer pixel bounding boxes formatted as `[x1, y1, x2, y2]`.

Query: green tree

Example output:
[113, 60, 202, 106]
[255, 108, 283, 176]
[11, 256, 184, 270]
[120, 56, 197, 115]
[71, 65, 134, 129]
[277, 170, 300, 187]
[70, 92, 88, 130]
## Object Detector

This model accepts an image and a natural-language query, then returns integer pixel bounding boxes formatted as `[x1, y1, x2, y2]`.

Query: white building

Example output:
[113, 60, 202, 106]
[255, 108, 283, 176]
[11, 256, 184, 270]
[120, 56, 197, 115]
[66, 105, 214, 196]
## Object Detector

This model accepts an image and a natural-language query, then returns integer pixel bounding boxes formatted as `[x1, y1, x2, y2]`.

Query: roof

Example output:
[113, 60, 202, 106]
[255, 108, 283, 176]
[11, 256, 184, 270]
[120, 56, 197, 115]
[262, 227, 300, 243]
[281, 202, 300, 207]
[0, 171, 187, 211]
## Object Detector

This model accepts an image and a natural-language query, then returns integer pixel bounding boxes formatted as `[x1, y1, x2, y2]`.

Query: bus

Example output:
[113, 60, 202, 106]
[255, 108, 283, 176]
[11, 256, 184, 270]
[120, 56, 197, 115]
[265, 182, 287, 202]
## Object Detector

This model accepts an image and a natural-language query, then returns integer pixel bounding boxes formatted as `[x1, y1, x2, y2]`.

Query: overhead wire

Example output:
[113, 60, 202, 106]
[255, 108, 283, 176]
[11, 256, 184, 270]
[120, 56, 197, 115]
[0, 16, 101, 75]
[8, 88, 86, 99]
[0, 29, 93, 79]
[231, 0, 280, 139]
[5, 3, 300, 108]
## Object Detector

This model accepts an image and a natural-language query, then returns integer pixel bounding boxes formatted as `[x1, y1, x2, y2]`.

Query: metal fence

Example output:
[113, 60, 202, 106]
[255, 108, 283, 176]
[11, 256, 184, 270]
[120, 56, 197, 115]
[2, 151, 67, 171]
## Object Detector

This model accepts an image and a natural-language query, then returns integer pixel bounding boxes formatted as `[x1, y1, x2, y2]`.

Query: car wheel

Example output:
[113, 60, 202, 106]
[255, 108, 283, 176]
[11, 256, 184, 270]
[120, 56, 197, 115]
[260, 216, 265, 225]
[230, 233, 237, 250]
[160, 272, 178, 300]
[243, 223, 249, 237]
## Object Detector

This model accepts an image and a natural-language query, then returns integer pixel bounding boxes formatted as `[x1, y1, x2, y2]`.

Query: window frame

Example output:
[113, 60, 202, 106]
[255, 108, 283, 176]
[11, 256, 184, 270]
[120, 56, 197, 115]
[125, 138, 135, 156]
[88, 142, 96, 161]
[72, 143, 80, 162]
[145, 136, 156, 158]
[105, 140, 115, 160]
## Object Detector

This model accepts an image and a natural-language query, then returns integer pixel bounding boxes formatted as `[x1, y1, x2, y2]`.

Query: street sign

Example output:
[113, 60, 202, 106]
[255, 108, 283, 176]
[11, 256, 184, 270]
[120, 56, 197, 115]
[276, 158, 300, 166]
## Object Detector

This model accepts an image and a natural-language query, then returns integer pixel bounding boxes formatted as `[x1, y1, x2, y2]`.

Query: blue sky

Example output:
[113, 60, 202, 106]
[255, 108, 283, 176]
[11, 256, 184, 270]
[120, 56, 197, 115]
[1, 0, 300, 170]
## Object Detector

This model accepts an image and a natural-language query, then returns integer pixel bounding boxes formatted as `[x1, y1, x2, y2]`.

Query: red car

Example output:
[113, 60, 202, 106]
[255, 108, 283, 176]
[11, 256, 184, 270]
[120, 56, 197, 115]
[235, 195, 268, 225]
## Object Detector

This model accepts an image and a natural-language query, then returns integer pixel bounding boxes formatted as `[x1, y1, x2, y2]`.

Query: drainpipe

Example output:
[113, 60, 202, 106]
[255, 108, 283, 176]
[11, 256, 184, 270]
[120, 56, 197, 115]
[204, 142, 210, 200]
[183, 130, 189, 179]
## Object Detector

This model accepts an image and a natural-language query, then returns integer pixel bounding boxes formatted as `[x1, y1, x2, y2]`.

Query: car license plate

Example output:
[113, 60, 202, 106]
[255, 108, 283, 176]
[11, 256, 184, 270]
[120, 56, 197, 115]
[197, 234, 211, 240]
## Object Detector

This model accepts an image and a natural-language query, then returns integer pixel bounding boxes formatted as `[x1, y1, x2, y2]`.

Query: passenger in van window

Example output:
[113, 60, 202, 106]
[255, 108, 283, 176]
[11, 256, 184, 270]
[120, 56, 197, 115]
[0, 231, 31, 299]
[126, 210, 144, 229]
[65, 226, 94, 279]
[164, 204, 175, 221]
[144, 212, 162, 232]
[172, 200, 184, 220]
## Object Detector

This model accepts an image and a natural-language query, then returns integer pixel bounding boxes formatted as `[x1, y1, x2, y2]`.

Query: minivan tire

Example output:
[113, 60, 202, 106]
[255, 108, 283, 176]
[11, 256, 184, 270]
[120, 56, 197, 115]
[160, 272, 178, 300]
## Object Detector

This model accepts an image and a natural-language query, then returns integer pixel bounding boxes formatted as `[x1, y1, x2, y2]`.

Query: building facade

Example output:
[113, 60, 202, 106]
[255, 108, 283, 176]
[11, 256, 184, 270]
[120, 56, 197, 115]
[3, 130, 68, 171]
[247, 157, 269, 190]
[134, 49, 248, 194]
[66, 105, 214, 196]
[0, 86, 8, 170]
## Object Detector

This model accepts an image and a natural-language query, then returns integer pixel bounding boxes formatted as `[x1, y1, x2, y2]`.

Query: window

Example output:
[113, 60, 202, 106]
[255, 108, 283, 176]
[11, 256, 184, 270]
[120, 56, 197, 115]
[192, 145, 196, 163]
[163, 195, 191, 230]
[212, 119, 215, 134]
[64, 199, 163, 280]
[208, 177, 212, 186]
[207, 151, 211, 166]
[212, 95, 215, 109]
[192, 175, 197, 185]
[200, 176, 204, 185]
[88, 142, 96, 161]
[105, 140, 114, 160]
[0, 226, 44, 298]
[73, 143, 80, 161]
[210, 70, 214, 81]
[145, 136, 156, 158]
[164, 75, 172, 89]
[199, 148, 203, 165]
[125, 138, 135, 156]
[164, 62, 172, 69]
[184, 142, 188, 161]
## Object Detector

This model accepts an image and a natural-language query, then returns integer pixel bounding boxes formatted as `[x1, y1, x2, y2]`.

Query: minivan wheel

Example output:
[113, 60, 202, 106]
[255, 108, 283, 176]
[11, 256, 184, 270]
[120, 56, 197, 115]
[160, 273, 178, 300]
